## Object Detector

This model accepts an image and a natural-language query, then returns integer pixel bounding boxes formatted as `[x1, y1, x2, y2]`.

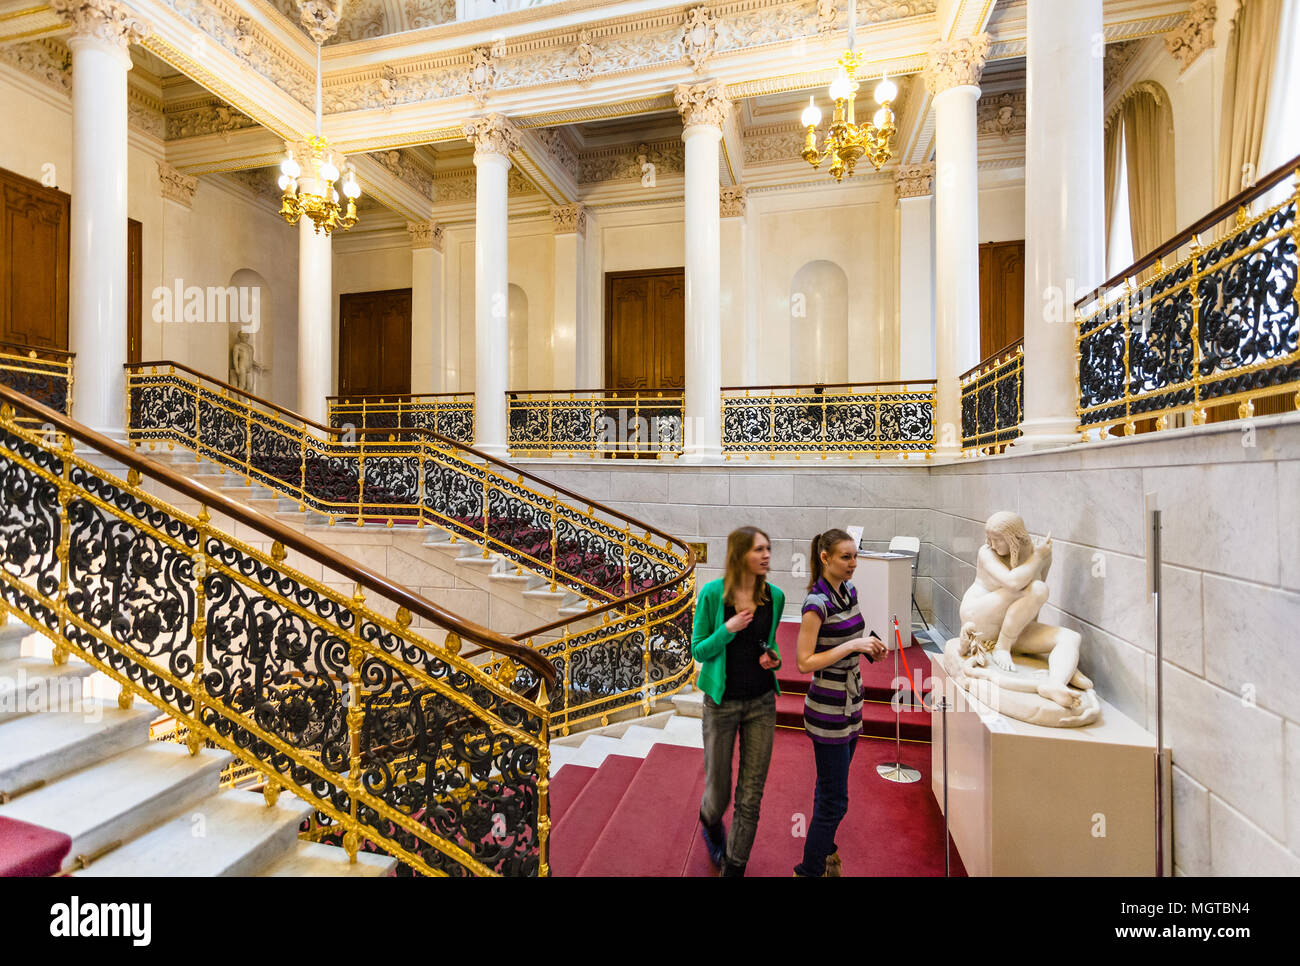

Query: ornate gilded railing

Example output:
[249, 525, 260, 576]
[327, 392, 474, 444]
[1076, 154, 1299, 437]
[0, 382, 554, 876]
[125, 362, 697, 735]
[0, 340, 74, 424]
[720, 380, 937, 458]
[506, 388, 684, 458]
[960, 341, 1023, 455]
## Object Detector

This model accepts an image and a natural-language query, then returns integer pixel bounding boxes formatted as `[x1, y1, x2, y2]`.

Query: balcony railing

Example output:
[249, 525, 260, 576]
[327, 392, 474, 444]
[961, 340, 1023, 455]
[506, 388, 684, 458]
[720, 381, 937, 458]
[0, 340, 73, 424]
[1076, 154, 1299, 437]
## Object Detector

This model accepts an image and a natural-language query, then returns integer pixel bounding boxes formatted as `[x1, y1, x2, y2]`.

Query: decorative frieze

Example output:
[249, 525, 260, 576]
[551, 203, 586, 235]
[573, 28, 597, 82]
[128, 83, 165, 138]
[681, 5, 718, 72]
[894, 162, 934, 199]
[719, 185, 747, 217]
[674, 81, 732, 130]
[533, 128, 578, 177]
[407, 221, 444, 251]
[0, 39, 72, 93]
[816, 0, 838, 33]
[298, 0, 342, 44]
[743, 124, 806, 166]
[463, 113, 520, 158]
[977, 91, 1025, 141]
[51, 0, 148, 48]
[578, 139, 683, 183]
[376, 149, 434, 200]
[164, 101, 254, 140]
[467, 42, 503, 108]
[223, 168, 285, 207]
[923, 33, 990, 96]
[1103, 39, 1142, 91]
[1165, 0, 1215, 73]
[157, 161, 198, 207]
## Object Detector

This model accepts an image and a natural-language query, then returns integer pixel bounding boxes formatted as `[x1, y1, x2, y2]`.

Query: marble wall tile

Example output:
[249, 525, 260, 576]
[420, 587, 490, 623]
[607, 470, 670, 504]
[768, 537, 794, 571]
[668, 472, 730, 506]
[826, 506, 897, 542]
[1143, 463, 1279, 585]
[1164, 665, 1286, 840]
[895, 508, 931, 544]
[1017, 467, 1145, 556]
[1279, 461, 1300, 592]
[860, 472, 928, 508]
[698, 505, 827, 541]
[1287, 720, 1300, 856]
[607, 501, 700, 537]
[730, 472, 794, 507]
[1052, 610, 1148, 724]
[1202, 575, 1300, 720]
[386, 546, 457, 589]
[1160, 565, 1205, 677]
[1209, 796, 1300, 875]
[1045, 541, 1152, 652]
[792, 472, 863, 508]
[1171, 766, 1211, 876]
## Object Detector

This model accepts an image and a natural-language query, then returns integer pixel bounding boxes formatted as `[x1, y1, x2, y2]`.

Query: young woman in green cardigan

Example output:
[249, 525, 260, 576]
[691, 526, 785, 877]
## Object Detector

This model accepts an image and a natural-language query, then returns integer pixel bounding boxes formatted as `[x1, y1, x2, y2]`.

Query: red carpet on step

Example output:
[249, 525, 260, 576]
[0, 816, 72, 877]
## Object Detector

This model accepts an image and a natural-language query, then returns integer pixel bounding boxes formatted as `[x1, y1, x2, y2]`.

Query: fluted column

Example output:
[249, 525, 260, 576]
[926, 36, 987, 457]
[408, 222, 445, 394]
[551, 204, 586, 389]
[55, 0, 146, 437]
[464, 115, 518, 458]
[674, 82, 731, 462]
[896, 163, 936, 379]
[1017, 0, 1103, 448]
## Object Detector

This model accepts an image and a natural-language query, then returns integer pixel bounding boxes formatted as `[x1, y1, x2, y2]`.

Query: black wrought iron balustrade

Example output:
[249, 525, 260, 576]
[328, 392, 474, 444]
[0, 387, 553, 876]
[961, 341, 1023, 455]
[506, 388, 684, 458]
[1076, 156, 1299, 436]
[721, 381, 937, 458]
[0, 341, 73, 423]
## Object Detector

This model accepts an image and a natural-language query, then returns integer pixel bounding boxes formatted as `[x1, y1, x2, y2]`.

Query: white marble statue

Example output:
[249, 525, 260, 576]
[229, 331, 257, 393]
[943, 511, 1101, 727]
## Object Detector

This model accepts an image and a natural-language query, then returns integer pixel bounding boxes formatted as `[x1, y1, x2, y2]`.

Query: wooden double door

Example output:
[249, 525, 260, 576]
[604, 268, 685, 390]
[337, 288, 412, 398]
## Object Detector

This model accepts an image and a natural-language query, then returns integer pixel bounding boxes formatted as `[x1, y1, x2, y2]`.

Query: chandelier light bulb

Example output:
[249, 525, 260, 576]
[829, 74, 852, 102]
[801, 96, 823, 127]
[277, 173, 293, 191]
[343, 177, 361, 199]
[874, 76, 897, 105]
[319, 161, 340, 184]
[280, 157, 301, 178]
[873, 106, 889, 128]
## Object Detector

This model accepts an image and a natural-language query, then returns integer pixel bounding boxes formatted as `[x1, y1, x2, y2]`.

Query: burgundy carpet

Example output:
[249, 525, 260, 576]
[550, 730, 965, 877]
[0, 816, 72, 877]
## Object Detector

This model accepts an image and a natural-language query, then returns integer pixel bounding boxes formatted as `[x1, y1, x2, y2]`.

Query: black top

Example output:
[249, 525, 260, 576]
[722, 598, 775, 701]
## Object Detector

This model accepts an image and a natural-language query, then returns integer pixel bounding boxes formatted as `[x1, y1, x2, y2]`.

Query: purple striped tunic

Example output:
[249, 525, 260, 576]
[801, 577, 866, 744]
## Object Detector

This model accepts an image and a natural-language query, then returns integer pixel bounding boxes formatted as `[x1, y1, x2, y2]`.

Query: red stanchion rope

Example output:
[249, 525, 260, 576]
[892, 616, 926, 705]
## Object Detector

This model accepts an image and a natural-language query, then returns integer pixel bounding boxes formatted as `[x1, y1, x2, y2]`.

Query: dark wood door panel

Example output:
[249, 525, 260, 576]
[978, 239, 1025, 360]
[604, 268, 685, 391]
[338, 288, 411, 399]
[0, 168, 70, 351]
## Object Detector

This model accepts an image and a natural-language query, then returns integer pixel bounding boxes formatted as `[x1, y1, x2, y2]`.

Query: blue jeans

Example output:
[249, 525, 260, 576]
[795, 736, 858, 876]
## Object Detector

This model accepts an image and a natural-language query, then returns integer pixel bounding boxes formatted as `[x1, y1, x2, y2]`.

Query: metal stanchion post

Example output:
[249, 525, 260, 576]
[940, 694, 950, 877]
[877, 614, 921, 783]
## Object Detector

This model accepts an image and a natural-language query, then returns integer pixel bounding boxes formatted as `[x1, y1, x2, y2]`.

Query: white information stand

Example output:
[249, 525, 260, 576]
[928, 653, 1171, 876]
[854, 551, 912, 647]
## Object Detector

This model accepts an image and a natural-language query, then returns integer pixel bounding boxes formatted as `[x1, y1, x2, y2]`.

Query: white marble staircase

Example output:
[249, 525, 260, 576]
[0, 621, 395, 876]
[547, 709, 705, 775]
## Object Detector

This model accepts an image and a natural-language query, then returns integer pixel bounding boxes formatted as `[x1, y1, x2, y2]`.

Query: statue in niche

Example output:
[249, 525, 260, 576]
[229, 331, 260, 393]
[636, 143, 656, 188]
[942, 511, 1101, 727]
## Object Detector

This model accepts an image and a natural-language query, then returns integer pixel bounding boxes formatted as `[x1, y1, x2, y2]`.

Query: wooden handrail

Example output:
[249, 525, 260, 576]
[0, 339, 75, 361]
[131, 359, 343, 438]
[0, 382, 557, 687]
[960, 339, 1023, 382]
[1074, 150, 1300, 309]
[720, 379, 938, 392]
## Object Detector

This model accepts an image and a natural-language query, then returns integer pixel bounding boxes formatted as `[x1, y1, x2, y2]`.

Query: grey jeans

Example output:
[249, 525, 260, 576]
[700, 690, 777, 868]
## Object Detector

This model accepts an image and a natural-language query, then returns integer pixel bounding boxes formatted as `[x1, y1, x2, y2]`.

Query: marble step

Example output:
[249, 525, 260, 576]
[0, 622, 32, 661]
[0, 704, 154, 800]
[566, 734, 659, 769]
[620, 724, 704, 750]
[260, 840, 398, 877]
[0, 741, 232, 872]
[0, 656, 100, 723]
[670, 689, 703, 719]
[76, 791, 313, 877]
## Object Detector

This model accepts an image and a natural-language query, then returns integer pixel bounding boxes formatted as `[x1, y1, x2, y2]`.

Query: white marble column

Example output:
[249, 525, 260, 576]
[1018, 0, 1103, 448]
[56, 0, 145, 437]
[674, 83, 731, 462]
[719, 186, 749, 386]
[408, 222, 444, 394]
[896, 163, 936, 379]
[297, 197, 332, 423]
[463, 115, 518, 459]
[550, 204, 585, 389]
[926, 36, 987, 457]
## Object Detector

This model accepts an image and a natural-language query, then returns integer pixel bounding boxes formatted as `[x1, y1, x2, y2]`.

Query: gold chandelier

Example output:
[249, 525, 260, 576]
[799, 2, 896, 182]
[278, 41, 360, 235]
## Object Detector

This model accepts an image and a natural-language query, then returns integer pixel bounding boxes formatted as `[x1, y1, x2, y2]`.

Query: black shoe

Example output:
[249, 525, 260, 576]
[699, 813, 726, 868]
[721, 858, 746, 877]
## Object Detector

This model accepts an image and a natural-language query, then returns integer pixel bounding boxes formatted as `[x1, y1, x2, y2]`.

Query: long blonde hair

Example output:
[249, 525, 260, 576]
[723, 526, 771, 607]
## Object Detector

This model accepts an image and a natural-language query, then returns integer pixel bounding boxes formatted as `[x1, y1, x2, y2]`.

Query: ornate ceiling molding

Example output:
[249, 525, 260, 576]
[165, 99, 255, 140]
[976, 90, 1024, 141]
[674, 80, 731, 130]
[1164, 0, 1215, 73]
[157, 159, 198, 205]
[742, 122, 803, 166]
[463, 113, 521, 158]
[550, 203, 586, 235]
[407, 220, 445, 251]
[894, 161, 933, 198]
[0, 38, 72, 93]
[51, 0, 149, 48]
[375, 148, 434, 201]
[578, 138, 683, 184]
[719, 183, 747, 217]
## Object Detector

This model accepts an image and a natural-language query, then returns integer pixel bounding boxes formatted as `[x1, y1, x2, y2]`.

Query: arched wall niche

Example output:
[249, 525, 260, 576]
[789, 259, 849, 385]
[228, 268, 271, 397]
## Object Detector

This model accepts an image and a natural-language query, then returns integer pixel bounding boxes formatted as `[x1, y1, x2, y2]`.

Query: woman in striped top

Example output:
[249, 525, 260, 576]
[793, 528, 886, 877]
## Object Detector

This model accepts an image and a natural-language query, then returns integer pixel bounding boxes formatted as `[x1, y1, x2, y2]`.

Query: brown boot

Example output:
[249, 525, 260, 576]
[824, 852, 842, 877]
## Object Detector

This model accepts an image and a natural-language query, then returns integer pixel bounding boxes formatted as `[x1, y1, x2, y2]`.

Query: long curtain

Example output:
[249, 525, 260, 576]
[1217, 0, 1284, 203]
[1122, 91, 1177, 261]
[1103, 116, 1125, 250]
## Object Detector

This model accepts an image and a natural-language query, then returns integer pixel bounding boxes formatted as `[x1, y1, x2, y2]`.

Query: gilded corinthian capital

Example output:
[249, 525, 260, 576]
[923, 33, 990, 96]
[463, 114, 521, 158]
[673, 81, 731, 130]
[51, 0, 148, 47]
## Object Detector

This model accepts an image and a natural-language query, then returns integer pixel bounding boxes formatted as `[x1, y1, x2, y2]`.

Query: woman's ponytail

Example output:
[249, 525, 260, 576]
[808, 528, 854, 591]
